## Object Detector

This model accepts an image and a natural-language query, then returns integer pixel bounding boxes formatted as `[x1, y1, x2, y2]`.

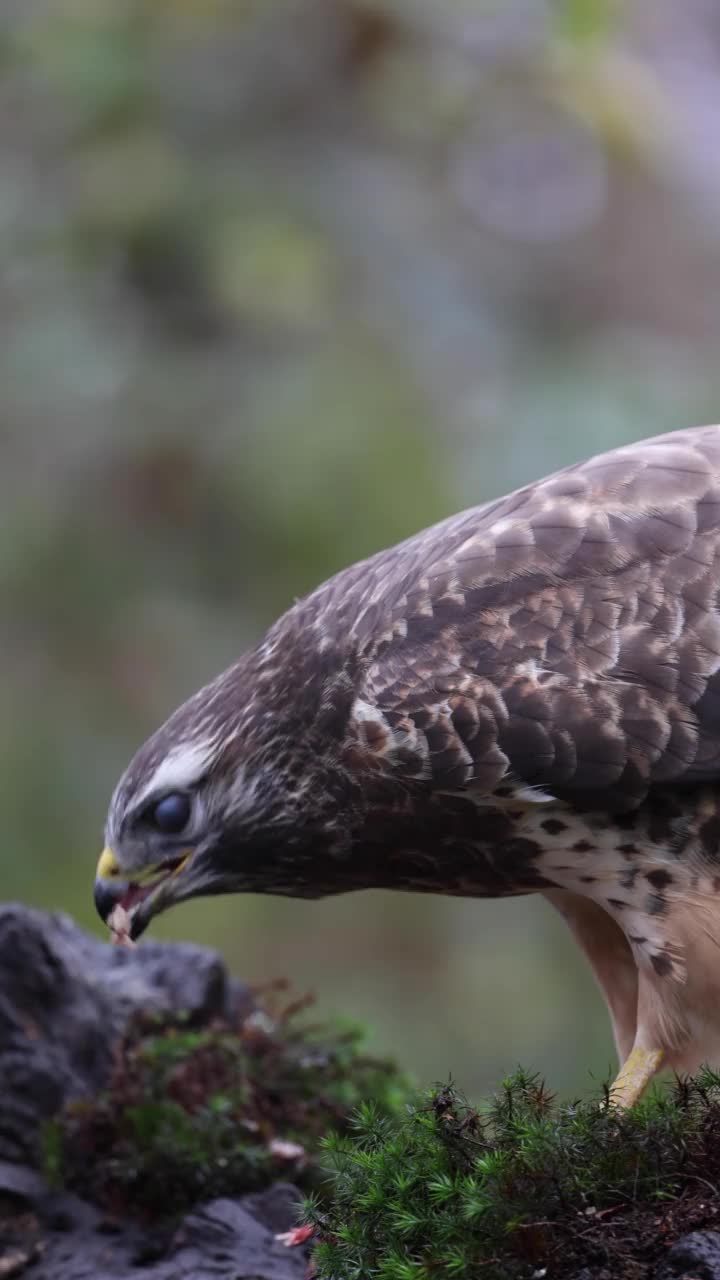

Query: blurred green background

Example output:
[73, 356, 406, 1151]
[4, 0, 720, 1098]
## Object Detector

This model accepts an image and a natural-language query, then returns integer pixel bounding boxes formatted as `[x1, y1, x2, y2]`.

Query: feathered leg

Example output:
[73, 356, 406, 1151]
[544, 889, 639, 1065]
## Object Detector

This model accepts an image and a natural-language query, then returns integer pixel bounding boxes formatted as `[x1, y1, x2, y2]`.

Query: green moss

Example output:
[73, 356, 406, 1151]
[46, 998, 720, 1275]
[305, 1070, 720, 1280]
[43, 983, 411, 1218]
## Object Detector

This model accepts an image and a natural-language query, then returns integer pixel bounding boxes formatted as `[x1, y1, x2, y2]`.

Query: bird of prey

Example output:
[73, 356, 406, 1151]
[95, 424, 720, 1106]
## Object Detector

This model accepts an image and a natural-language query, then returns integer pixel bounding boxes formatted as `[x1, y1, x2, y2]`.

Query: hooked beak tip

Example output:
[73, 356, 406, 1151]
[94, 873, 129, 925]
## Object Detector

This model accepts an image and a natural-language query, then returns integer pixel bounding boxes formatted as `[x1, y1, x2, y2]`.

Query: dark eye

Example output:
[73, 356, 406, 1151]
[151, 793, 192, 835]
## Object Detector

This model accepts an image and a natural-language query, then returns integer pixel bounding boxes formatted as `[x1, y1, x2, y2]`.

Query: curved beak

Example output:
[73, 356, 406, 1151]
[94, 846, 130, 923]
[94, 846, 193, 941]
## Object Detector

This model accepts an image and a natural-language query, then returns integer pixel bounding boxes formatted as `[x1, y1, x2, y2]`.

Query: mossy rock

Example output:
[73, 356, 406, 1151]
[44, 982, 412, 1218]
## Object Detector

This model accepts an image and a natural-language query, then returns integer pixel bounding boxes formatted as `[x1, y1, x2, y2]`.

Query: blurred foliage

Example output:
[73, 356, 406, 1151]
[4, 0, 720, 1095]
[44, 982, 411, 1216]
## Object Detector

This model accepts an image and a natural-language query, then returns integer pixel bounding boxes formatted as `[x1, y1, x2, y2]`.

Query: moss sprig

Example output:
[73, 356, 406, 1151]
[305, 1069, 720, 1279]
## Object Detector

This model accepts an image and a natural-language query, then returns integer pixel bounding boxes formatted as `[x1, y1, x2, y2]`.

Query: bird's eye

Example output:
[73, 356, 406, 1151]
[151, 793, 192, 835]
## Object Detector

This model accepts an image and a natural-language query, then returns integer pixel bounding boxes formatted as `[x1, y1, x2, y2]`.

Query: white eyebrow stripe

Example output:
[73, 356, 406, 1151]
[133, 739, 219, 809]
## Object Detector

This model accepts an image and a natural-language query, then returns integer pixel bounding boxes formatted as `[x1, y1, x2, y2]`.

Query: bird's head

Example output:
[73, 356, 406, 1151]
[94, 633, 362, 940]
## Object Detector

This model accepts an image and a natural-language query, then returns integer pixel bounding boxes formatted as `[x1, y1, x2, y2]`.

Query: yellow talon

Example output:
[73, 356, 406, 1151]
[608, 1046, 665, 1108]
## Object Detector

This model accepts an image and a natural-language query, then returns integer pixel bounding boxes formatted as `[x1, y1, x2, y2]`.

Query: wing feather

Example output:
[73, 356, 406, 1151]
[321, 425, 720, 809]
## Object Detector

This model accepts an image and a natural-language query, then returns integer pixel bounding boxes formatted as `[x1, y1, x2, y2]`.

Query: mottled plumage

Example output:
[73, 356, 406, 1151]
[96, 425, 720, 1102]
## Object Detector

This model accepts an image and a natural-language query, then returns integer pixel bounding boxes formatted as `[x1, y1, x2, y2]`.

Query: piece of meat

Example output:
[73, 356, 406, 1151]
[109, 904, 135, 948]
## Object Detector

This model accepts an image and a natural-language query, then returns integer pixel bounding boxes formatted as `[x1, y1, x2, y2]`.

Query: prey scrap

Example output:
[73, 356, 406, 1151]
[108, 904, 134, 949]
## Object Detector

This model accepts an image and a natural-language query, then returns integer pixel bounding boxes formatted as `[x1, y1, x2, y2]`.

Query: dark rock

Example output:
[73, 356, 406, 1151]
[0, 1161, 47, 1202]
[0, 1187, 308, 1280]
[168, 1197, 308, 1279]
[0, 903, 253, 1165]
[654, 1230, 720, 1279]
[239, 1184, 303, 1237]
[0, 904, 307, 1280]
[16, 1193, 147, 1280]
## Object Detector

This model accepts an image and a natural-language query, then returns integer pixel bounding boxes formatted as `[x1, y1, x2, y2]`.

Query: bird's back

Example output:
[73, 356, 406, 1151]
[296, 424, 720, 815]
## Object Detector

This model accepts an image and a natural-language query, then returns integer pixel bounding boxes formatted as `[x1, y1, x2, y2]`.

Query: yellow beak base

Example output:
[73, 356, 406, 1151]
[96, 846, 121, 880]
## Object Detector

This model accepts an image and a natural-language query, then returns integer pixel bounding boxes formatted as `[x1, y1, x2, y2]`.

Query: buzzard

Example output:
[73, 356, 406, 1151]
[95, 425, 720, 1106]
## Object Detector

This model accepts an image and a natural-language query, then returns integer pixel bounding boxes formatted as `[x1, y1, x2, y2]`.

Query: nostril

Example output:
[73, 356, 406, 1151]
[94, 876, 129, 924]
